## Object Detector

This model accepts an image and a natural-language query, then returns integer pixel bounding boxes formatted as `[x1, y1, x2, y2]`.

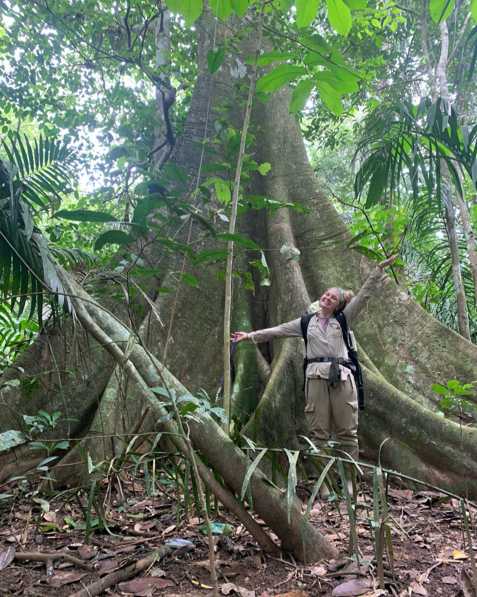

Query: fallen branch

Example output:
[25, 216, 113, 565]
[14, 550, 93, 571]
[69, 546, 172, 597]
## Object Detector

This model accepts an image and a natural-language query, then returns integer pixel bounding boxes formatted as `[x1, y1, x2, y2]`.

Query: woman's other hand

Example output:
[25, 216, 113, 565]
[231, 331, 249, 342]
[378, 254, 398, 270]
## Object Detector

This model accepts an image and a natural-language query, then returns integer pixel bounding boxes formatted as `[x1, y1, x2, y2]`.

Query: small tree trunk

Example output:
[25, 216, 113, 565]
[443, 188, 471, 339]
[454, 190, 477, 306]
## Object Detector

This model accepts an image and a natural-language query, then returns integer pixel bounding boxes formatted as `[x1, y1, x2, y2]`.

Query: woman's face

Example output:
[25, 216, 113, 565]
[319, 288, 341, 312]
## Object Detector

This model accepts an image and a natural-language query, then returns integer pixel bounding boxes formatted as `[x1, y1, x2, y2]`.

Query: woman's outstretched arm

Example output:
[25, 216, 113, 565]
[343, 255, 398, 325]
[232, 318, 303, 344]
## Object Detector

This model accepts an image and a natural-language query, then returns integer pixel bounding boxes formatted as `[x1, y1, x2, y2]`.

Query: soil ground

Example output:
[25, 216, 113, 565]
[0, 472, 476, 596]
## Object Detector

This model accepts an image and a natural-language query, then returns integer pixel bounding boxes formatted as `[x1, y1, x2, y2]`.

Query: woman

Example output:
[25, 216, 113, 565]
[232, 256, 397, 466]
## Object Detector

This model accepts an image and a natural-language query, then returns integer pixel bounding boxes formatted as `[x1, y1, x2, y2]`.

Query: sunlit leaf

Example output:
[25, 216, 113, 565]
[316, 80, 343, 114]
[327, 0, 353, 35]
[429, 0, 455, 23]
[210, 0, 233, 21]
[289, 80, 314, 113]
[256, 65, 307, 94]
[231, 0, 249, 16]
[166, 0, 203, 25]
[296, 0, 320, 28]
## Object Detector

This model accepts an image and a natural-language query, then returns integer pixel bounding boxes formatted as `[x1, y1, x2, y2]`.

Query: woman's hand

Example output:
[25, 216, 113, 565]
[231, 331, 249, 343]
[378, 254, 398, 270]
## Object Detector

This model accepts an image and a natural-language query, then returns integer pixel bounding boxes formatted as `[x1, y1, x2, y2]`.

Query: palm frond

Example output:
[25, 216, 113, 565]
[0, 133, 74, 210]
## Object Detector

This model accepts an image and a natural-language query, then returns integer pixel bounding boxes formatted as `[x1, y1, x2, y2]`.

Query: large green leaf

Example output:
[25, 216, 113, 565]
[94, 230, 132, 251]
[55, 209, 118, 223]
[296, 0, 321, 28]
[207, 47, 225, 74]
[231, 0, 249, 16]
[429, 0, 455, 23]
[327, 0, 353, 35]
[289, 80, 314, 113]
[166, 0, 203, 25]
[472, 0, 477, 22]
[317, 80, 343, 114]
[256, 65, 307, 93]
[210, 0, 233, 20]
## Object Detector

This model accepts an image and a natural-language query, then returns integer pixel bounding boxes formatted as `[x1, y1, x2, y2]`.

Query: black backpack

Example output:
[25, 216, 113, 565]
[300, 312, 365, 410]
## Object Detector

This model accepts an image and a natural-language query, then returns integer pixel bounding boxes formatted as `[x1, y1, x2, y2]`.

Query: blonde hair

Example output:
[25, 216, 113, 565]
[332, 287, 354, 313]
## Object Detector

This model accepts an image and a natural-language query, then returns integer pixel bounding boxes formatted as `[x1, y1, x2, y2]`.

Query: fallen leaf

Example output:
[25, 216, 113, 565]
[331, 579, 372, 596]
[78, 545, 96, 560]
[149, 567, 166, 577]
[98, 558, 122, 575]
[274, 592, 309, 597]
[48, 570, 87, 587]
[309, 564, 327, 576]
[43, 511, 57, 523]
[441, 576, 457, 585]
[452, 549, 468, 560]
[0, 545, 15, 570]
[162, 524, 176, 536]
[133, 521, 156, 534]
[118, 577, 174, 596]
[221, 582, 255, 597]
[409, 581, 428, 596]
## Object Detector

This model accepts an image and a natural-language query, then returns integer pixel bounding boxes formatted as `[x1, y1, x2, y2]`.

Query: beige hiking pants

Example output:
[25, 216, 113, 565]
[304, 376, 359, 460]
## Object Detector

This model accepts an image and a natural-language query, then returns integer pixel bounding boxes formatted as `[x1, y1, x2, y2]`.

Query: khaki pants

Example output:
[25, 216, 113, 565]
[304, 376, 359, 460]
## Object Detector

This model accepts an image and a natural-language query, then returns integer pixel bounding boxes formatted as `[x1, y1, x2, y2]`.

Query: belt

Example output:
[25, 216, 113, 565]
[306, 357, 351, 365]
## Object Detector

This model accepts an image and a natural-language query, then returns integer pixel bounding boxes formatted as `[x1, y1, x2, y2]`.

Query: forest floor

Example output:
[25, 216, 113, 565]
[0, 472, 476, 597]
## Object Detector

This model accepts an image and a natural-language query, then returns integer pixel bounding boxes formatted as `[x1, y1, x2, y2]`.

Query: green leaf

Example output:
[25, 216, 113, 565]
[327, 0, 353, 35]
[94, 230, 132, 251]
[256, 65, 307, 94]
[212, 177, 231, 204]
[166, 0, 203, 25]
[255, 51, 294, 66]
[472, 0, 477, 22]
[210, 0, 233, 20]
[217, 232, 260, 250]
[296, 0, 320, 28]
[346, 0, 367, 7]
[150, 386, 171, 398]
[316, 80, 343, 115]
[429, 0, 455, 23]
[181, 272, 199, 287]
[432, 383, 449, 396]
[240, 448, 268, 500]
[231, 0, 249, 16]
[55, 209, 118, 223]
[207, 47, 225, 74]
[257, 162, 272, 175]
[289, 80, 314, 113]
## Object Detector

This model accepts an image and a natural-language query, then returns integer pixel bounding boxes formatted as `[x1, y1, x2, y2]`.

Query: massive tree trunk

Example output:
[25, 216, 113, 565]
[1, 11, 477, 536]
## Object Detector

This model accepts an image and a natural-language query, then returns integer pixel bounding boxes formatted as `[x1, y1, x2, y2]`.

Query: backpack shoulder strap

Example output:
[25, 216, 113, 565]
[335, 311, 351, 351]
[300, 313, 314, 351]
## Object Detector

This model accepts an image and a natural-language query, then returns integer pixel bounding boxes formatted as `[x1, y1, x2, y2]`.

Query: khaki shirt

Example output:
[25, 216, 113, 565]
[248, 267, 385, 380]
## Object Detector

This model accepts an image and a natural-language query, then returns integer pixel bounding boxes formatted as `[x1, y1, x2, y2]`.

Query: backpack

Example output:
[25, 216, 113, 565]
[300, 312, 365, 410]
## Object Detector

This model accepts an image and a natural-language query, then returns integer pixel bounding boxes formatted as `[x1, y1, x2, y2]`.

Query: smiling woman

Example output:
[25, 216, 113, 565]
[232, 255, 397, 490]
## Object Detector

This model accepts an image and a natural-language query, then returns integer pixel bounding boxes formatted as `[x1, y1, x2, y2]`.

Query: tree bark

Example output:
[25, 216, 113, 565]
[1, 11, 477, 523]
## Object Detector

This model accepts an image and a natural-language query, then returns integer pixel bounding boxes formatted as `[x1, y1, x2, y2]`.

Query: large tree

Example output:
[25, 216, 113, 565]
[1, 0, 477, 560]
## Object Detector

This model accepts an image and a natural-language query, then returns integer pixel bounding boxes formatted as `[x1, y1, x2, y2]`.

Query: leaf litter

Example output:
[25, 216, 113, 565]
[0, 473, 475, 596]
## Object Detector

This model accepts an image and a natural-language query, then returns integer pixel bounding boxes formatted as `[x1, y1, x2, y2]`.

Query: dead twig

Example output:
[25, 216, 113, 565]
[14, 551, 93, 571]
[68, 546, 172, 597]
